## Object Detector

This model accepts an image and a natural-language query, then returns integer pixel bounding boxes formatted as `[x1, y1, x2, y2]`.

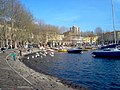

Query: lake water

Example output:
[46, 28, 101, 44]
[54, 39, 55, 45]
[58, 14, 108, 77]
[23, 51, 120, 90]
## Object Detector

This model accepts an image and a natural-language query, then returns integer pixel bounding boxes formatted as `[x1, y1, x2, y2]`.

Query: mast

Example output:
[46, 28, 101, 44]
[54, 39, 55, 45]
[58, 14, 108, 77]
[111, 0, 117, 44]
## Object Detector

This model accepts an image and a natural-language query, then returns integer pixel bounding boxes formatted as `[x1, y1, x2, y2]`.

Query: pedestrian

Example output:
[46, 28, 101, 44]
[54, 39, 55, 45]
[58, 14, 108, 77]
[19, 49, 22, 56]
[11, 51, 17, 61]
[1, 47, 6, 53]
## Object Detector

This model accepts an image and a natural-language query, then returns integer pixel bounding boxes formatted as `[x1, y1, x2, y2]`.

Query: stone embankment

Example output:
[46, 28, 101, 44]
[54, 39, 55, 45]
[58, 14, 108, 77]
[0, 50, 33, 90]
[0, 49, 87, 90]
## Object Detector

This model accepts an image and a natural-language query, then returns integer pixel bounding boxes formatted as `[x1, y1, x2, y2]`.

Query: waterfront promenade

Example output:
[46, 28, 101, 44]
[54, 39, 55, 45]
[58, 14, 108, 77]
[0, 50, 33, 90]
[0, 49, 86, 90]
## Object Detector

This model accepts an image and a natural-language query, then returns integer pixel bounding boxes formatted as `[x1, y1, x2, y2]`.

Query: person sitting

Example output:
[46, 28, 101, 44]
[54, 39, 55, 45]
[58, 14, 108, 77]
[1, 47, 6, 53]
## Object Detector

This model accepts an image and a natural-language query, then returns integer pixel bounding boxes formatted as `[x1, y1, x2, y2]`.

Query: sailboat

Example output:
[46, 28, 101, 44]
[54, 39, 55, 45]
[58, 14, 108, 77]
[92, 45, 120, 57]
[92, 0, 120, 58]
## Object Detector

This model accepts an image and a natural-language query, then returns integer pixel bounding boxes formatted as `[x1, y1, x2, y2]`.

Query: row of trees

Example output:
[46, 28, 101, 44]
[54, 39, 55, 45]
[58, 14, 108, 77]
[0, 0, 111, 48]
[81, 27, 103, 37]
[0, 0, 60, 48]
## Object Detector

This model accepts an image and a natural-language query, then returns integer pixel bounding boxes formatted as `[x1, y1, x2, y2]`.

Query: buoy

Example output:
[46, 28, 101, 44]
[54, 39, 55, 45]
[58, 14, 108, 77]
[27, 57, 29, 59]
[51, 52, 54, 55]
[50, 52, 54, 57]
[41, 56, 43, 58]
[35, 55, 38, 58]
[32, 56, 34, 58]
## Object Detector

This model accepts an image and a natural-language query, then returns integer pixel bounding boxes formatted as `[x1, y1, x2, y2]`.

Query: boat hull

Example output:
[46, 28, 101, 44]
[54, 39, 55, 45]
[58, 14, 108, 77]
[67, 49, 82, 53]
[100, 44, 120, 49]
[58, 49, 67, 52]
[92, 51, 120, 58]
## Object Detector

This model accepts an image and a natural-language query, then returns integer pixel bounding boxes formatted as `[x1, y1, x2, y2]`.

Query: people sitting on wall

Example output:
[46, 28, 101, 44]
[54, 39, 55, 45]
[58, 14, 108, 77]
[1, 47, 6, 53]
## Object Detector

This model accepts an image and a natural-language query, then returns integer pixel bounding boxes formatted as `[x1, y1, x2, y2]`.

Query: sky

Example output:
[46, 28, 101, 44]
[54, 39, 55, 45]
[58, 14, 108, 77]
[20, 0, 120, 32]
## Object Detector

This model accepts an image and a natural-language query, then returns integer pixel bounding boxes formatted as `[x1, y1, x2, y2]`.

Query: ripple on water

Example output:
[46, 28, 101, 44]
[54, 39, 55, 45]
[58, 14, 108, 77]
[23, 51, 120, 90]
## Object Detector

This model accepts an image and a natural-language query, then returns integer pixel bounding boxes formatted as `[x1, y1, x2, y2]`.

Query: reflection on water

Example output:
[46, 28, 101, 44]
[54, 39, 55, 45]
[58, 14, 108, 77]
[23, 51, 120, 90]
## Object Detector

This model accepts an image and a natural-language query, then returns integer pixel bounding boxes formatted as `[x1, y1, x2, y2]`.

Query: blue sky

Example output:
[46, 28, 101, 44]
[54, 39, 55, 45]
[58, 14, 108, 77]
[20, 0, 120, 32]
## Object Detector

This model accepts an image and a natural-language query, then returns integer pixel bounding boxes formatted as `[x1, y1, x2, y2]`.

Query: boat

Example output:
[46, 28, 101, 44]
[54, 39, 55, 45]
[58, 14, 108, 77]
[92, 45, 120, 58]
[67, 48, 82, 53]
[58, 46, 70, 52]
[58, 49, 67, 52]
[92, 0, 120, 58]
[100, 44, 120, 49]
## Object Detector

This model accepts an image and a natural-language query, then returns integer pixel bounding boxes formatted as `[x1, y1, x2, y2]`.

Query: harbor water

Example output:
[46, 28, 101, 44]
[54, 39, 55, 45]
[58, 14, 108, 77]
[23, 51, 120, 90]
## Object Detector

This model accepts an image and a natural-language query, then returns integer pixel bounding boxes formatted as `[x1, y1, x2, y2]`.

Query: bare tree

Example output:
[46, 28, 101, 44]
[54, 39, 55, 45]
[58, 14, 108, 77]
[95, 27, 103, 36]
[95, 27, 104, 44]
[0, 0, 62, 46]
[59, 26, 68, 33]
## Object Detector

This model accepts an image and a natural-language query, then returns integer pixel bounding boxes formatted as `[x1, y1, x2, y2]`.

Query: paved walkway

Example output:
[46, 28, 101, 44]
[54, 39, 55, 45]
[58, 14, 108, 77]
[0, 50, 34, 90]
[0, 49, 87, 90]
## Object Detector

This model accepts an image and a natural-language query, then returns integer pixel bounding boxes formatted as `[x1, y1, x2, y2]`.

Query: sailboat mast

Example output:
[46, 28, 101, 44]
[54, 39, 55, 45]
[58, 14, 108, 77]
[111, 0, 117, 44]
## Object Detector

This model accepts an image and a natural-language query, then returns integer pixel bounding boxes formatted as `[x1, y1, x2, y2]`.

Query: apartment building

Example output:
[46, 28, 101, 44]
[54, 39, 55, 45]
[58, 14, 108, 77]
[63, 25, 82, 46]
[103, 31, 120, 44]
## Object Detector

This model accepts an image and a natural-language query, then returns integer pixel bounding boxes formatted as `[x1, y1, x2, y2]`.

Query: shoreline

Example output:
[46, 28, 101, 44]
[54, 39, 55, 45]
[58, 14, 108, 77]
[22, 57, 86, 90]
[0, 50, 34, 90]
[7, 49, 87, 90]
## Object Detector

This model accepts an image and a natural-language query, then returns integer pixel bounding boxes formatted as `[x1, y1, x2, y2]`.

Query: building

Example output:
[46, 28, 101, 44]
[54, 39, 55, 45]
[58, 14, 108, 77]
[102, 31, 120, 44]
[46, 32, 64, 47]
[63, 25, 82, 46]
[70, 25, 80, 35]
[82, 36, 99, 45]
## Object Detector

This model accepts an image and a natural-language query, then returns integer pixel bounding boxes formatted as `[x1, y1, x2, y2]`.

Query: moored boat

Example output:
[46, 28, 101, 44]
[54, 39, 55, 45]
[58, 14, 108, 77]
[58, 46, 71, 52]
[100, 44, 120, 49]
[67, 48, 82, 54]
[92, 46, 120, 58]
[58, 49, 67, 52]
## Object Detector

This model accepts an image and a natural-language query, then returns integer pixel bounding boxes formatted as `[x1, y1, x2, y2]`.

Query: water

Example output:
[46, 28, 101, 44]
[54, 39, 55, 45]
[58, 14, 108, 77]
[23, 51, 120, 90]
